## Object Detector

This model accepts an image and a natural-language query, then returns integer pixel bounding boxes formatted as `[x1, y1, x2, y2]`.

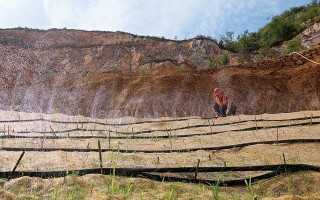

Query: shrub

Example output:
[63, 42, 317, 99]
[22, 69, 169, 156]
[194, 34, 213, 40]
[141, 54, 175, 65]
[139, 65, 150, 75]
[111, 66, 119, 73]
[257, 46, 274, 59]
[78, 68, 89, 77]
[217, 53, 229, 65]
[188, 51, 213, 69]
[44, 69, 57, 83]
[285, 37, 304, 54]
[175, 65, 184, 72]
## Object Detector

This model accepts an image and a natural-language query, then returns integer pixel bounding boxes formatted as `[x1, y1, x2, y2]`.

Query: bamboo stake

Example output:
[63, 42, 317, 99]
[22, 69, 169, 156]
[108, 130, 111, 150]
[282, 153, 286, 164]
[194, 159, 200, 180]
[11, 151, 25, 176]
[132, 127, 134, 138]
[209, 154, 212, 161]
[276, 128, 279, 144]
[169, 127, 173, 153]
[208, 120, 213, 134]
[255, 116, 257, 130]
[49, 126, 57, 137]
[310, 114, 313, 126]
[98, 140, 103, 174]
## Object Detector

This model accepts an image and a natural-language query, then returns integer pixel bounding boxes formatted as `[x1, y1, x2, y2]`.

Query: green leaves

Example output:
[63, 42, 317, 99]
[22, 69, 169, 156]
[218, 1, 320, 57]
[285, 37, 304, 54]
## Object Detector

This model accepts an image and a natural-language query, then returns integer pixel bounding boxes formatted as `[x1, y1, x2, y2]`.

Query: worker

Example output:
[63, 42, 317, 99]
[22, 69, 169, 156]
[213, 87, 236, 117]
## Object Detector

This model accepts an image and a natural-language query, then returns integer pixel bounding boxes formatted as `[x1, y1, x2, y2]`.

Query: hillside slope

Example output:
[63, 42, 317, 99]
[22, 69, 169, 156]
[0, 29, 319, 118]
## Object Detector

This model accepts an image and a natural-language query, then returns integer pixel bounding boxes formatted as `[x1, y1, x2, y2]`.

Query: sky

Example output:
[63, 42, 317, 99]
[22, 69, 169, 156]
[0, 0, 313, 40]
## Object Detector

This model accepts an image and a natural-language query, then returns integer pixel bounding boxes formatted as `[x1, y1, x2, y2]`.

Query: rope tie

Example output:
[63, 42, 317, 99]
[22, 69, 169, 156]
[291, 51, 320, 65]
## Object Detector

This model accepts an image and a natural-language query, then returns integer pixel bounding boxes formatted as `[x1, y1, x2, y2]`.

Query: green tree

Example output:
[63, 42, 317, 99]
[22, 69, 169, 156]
[219, 31, 237, 52]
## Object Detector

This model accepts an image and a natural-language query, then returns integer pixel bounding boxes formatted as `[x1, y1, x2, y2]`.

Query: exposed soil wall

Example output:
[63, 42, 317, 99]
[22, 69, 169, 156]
[0, 29, 319, 118]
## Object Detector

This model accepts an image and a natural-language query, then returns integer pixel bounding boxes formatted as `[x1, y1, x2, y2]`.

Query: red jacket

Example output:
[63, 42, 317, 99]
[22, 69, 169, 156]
[215, 94, 228, 107]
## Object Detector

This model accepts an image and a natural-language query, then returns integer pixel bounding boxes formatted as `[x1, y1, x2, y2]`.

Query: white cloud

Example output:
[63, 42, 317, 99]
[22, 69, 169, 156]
[0, 0, 312, 39]
[0, 0, 47, 28]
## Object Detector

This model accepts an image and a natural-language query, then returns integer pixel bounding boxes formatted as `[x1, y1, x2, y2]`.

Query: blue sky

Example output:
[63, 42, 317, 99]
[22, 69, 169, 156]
[0, 0, 313, 40]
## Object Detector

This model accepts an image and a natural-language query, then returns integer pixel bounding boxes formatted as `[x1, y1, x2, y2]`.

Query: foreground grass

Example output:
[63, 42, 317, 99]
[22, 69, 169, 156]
[0, 171, 320, 200]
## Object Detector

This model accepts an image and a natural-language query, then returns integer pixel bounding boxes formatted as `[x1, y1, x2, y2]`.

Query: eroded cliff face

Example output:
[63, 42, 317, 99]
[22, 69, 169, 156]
[0, 28, 319, 118]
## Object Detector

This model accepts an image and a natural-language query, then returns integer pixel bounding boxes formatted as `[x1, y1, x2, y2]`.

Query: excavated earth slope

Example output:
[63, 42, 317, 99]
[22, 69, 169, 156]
[0, 28, 319, 118]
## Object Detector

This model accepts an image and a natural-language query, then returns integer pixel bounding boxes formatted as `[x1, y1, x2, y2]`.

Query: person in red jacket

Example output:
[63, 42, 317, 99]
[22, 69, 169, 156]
[213, 87, 236, 117]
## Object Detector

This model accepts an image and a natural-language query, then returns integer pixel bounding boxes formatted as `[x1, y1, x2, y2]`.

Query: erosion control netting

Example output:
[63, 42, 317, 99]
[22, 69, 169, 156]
[1, 139, 320, 153]
[0, 110, 319, 185]
[0, 115, 319, 139]
[1, 164, 320, 186]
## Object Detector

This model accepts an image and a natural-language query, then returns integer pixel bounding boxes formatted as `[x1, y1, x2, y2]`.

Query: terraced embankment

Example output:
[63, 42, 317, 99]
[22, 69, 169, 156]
[0, 110, 319, 199]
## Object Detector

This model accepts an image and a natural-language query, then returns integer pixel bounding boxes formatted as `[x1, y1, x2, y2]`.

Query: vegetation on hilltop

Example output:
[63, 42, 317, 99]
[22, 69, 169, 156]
[218, 0, 320, 57]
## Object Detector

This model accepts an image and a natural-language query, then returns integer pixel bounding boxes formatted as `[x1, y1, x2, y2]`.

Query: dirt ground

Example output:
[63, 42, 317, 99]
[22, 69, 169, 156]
[0, 109, 319, 199]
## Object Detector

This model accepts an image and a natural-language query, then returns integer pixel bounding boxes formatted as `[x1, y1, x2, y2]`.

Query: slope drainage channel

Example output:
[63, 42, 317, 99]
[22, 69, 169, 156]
[1, 138, 319, 153]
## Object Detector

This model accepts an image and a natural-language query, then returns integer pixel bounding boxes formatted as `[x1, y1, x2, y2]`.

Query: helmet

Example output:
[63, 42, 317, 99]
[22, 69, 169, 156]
[213, 87, 222, 95]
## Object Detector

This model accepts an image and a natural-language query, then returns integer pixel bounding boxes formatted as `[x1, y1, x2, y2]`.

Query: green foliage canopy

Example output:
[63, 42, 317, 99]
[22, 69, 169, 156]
[218, 1, 320, 55]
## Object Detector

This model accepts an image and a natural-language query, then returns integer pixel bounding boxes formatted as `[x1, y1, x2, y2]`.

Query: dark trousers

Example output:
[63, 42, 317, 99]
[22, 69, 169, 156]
[214, 103, 237, 117]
